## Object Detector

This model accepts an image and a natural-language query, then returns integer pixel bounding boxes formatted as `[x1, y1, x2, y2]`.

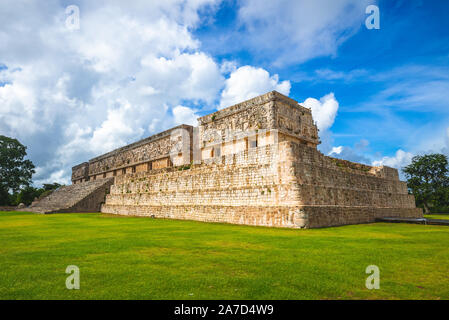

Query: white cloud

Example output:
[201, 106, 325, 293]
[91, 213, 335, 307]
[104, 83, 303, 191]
[220, 60, 238, 74]
[329, 146, 343, 155]
[368, 127, 449, 181]
[0, 1, 225, 186]
[372, 149, 414, 169]
[33, 166, 70, 186]
[328, 139, 371, 164]
[302, 93, 339, 132]
[300, 92, 339, 154]
[172, 105, 199, 126]
[237, 0, 373, 65]
[443, 127, 449, 156]
[219, 66, 290, 109]
[141, 52, 224, 104]
[89, 101, 145, 154]
[350, 65, 449, 113]
[302, 92, 373, 165]
[314, 68, 368, 82]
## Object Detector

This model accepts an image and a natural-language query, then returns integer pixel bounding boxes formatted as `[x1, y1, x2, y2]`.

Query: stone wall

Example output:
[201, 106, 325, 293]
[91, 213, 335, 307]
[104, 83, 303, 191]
[72, 125, 193, 184]
[289, 142, 416, 208]
[197, 91, 320, 155]
[104, 144, 297, 206]
[101, 141, 422, 228]
[275, 99, 319, 147]
[101, 142, 304, 227]
[71, 162, 89, 183]
[286, 142, 422, 227]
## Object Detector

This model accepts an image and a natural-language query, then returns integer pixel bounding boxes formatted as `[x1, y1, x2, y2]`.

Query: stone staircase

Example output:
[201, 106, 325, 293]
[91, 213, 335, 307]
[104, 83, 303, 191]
[22, 178, 114, 214]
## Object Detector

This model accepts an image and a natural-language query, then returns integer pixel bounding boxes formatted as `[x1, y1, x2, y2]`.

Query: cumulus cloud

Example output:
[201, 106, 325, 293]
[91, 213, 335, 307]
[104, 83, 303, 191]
[328, 139, 371, 164]
[237, 0, 373, 65]
[172, 105, 199, 126]
[367, 127, 449, 179]
[0, 0, 225, 185]
[0, 0, 405, 188]
[372, 149, 414, 170]
[219, 66, 290, 109]
[302, 93, 339, 132]
[220, 60, 238, 75]
[302, 93, 373, 165]
[301, 92, 339, 154]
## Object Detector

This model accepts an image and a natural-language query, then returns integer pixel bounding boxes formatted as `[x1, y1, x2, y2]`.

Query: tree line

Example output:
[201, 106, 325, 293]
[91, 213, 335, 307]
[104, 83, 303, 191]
[0, 135, 61, 206]
[403, 154, 449, 213]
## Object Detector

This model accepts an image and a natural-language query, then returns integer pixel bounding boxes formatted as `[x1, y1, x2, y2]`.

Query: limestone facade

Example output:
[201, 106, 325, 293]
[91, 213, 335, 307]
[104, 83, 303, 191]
[72, 91, 422, 228]
[72, 124, 193, 184]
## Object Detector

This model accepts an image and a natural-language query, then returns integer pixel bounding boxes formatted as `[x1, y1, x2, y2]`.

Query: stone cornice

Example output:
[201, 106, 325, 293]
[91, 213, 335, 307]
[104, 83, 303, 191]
[72, 162, 89, 171]
[198, 91, 311, 125]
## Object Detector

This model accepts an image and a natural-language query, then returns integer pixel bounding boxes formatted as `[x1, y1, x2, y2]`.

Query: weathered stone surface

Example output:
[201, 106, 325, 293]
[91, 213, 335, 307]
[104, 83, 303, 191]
[69, 91, 422, 228]
[71, 125, 193, 183]
[22, 178, 114, 214]
[100, 141, 421, 228]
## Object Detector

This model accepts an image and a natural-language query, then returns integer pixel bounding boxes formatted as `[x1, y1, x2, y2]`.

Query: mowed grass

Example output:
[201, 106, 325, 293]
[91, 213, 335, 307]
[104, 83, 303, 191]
[425, 214, 449, 220]
[0, 211, 448, 300]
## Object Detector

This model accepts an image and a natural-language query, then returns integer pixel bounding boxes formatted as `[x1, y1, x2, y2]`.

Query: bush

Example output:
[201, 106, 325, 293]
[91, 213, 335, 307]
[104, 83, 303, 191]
[10, 186, 44, 206]
[8, 183, 63, 206]
[430, 205, 449, 214]
[0, 187, 10, 206]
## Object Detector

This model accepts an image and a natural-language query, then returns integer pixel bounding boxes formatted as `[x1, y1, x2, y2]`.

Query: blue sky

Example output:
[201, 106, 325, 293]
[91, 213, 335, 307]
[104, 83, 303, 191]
[0, 0, 448, 184]
[194, 0, 449, 162]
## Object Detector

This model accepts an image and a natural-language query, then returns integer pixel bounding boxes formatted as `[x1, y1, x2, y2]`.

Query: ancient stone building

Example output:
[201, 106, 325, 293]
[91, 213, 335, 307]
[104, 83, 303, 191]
[66, 91, 422, 228]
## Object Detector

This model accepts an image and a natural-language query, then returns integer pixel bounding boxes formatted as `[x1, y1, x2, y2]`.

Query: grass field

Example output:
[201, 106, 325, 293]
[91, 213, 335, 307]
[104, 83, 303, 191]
[1, 211, 448, 300]
[425, 214, 449, 220]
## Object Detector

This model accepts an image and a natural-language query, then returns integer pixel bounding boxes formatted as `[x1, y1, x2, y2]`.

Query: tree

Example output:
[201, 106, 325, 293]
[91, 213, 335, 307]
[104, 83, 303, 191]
[403, 153, 449, 213]
[11, 186, 41, 206]
[9, 183, 63, 206]
[0, 135, 35, 205]
[42, 183, 62, 191]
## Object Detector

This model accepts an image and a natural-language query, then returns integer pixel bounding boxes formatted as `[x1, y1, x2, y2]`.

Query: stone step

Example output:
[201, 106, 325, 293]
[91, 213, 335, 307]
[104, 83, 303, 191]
[21, 178, 114, 214]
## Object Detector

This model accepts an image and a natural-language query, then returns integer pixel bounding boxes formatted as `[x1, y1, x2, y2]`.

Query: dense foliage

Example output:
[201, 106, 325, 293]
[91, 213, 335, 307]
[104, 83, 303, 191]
[9, 183, 62, 206]
[0, 136, 35, 205]
[0, 135, 62, 206]
[403, 153, 449, 213]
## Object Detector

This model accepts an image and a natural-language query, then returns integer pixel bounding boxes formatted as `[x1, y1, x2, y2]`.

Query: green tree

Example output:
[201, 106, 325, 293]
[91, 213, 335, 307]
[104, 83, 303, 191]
[0, 135, 35, 205]
[11, 186, 42, 206]
[9, 183, 63, 206]
[403, 153, 449, 213]
[42, 183, 62, 191]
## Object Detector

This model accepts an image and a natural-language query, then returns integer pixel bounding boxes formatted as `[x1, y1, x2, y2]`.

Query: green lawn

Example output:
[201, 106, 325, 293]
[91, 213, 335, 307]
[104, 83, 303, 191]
[425, 214, 449, 220]
[1, 211, 448, 300]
